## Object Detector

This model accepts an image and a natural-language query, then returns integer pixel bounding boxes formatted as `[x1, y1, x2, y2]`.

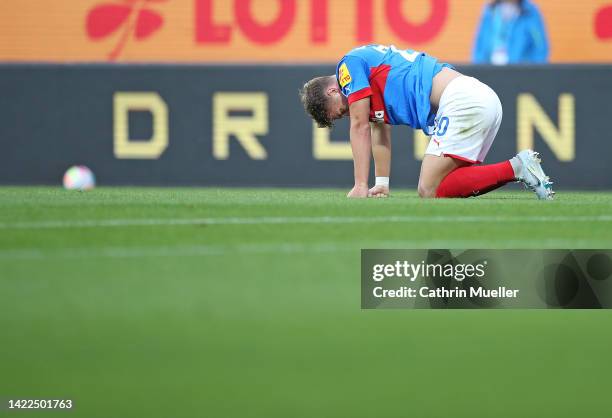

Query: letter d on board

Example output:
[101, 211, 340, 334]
[114, 92, 169, 159]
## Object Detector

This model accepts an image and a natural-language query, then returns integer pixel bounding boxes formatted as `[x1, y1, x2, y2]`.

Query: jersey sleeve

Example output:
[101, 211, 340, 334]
[336, 55, 372, 105]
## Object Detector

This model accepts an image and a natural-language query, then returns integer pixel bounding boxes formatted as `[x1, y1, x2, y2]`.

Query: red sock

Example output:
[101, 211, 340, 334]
[435, 160, 515, 198]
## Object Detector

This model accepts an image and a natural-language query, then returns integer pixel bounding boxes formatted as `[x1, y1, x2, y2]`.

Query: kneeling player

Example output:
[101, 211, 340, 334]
[299, 44, 554, 200]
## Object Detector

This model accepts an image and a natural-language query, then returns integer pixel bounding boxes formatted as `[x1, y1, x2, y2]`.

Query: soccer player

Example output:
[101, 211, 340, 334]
[299, 44, 554, 199]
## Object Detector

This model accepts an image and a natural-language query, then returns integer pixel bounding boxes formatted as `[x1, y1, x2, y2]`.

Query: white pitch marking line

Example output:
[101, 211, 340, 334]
[1, 239, 609, 260]
[0, 215, 611, 230]
[0, 243, 355, 260]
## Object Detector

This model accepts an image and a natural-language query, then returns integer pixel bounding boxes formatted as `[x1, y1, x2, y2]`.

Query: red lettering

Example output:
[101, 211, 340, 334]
[235, 0, 296, 44]
[595, 6, 612, 39]
[310, 0, 328, 43]
[195, 0, 231, 43]
[385, 0, 447, 44]
[356, 0, 373, 42]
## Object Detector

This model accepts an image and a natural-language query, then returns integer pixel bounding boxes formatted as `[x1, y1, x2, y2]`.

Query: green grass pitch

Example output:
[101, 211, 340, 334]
[1, 187, 612, 417]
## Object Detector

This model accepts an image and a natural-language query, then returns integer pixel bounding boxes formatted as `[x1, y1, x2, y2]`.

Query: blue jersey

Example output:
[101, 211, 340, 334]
[336, 44, 451, 134]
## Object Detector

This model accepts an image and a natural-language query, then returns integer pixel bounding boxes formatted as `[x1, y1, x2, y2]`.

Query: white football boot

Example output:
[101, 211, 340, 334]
[515, 149, 555, 200]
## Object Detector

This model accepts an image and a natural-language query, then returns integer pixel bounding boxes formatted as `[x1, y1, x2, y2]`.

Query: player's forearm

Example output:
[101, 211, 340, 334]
[371, 124, 391, 177]
[350, 124, 372, 186]
[372, 144, 391, 177]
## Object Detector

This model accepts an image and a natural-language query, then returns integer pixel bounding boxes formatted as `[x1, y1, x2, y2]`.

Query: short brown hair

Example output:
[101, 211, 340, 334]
[299, 76, 333, 128]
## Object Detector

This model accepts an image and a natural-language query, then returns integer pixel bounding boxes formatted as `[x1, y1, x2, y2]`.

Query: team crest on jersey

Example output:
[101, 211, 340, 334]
[373, 110, 385, 123]
[339, 63, 352, 87]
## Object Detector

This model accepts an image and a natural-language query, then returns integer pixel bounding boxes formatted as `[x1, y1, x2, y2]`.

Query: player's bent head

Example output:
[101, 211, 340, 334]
[299, 75, 336, 128]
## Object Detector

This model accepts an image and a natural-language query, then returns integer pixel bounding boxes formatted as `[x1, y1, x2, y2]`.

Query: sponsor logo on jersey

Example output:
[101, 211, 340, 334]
[339, 63, 352, 87]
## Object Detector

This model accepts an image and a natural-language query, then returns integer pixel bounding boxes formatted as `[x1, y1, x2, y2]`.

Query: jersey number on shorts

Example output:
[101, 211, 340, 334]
[436, 117, 449, 136]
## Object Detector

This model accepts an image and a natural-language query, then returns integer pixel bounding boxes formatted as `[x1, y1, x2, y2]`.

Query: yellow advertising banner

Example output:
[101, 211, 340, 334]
[1, 0, 611, 63]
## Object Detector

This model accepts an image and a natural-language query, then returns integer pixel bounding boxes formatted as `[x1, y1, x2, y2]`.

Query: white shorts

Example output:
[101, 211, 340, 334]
[425, 76, 502, 163]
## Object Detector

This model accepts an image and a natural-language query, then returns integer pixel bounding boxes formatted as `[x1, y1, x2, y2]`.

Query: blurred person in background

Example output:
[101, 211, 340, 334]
[472, 0, 549, 65]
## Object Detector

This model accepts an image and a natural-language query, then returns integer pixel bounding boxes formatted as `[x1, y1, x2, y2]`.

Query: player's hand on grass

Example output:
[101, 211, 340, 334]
[347, 184, 369, 198]
[368, 185, 389, 198]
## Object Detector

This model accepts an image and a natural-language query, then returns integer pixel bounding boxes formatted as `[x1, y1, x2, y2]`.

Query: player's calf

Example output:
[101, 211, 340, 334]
[435, 160, 515, 198]
[433, 151, 555, 199]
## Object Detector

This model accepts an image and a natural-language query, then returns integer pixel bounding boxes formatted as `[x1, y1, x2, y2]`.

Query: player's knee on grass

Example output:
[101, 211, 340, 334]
[417, 181, 438, 198]
[418, 154, 472, 199]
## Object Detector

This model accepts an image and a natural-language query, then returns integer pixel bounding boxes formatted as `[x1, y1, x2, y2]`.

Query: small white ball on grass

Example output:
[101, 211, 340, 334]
[63, 165, 96, 191]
